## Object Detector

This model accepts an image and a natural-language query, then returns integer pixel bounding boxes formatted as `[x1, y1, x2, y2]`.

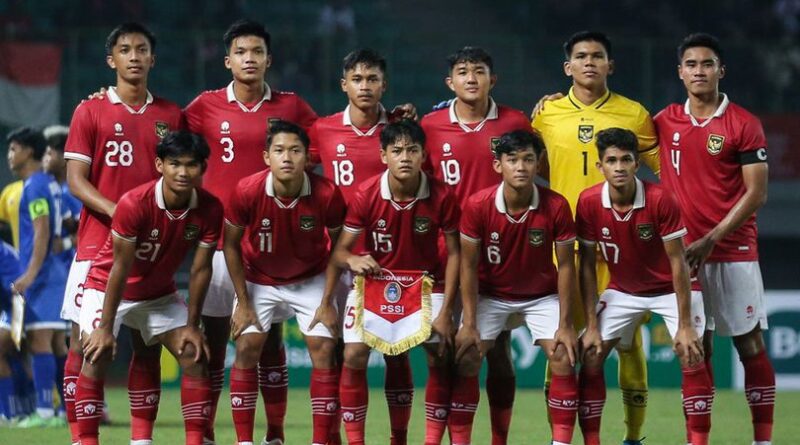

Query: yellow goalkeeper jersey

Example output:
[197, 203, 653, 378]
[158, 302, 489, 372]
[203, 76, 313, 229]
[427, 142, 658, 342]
[532, 87, 660, 214]
[0, 180, 23, 249]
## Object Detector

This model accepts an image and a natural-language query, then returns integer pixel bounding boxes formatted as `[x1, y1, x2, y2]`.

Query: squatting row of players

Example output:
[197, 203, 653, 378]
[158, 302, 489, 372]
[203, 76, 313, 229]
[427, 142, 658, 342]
[0, 18, 774, 445]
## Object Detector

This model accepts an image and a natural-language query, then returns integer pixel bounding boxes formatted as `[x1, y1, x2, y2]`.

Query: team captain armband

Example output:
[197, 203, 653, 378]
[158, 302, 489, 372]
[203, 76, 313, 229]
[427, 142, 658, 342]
[738, 148, 768, 165]
[28, 198, 50, 219]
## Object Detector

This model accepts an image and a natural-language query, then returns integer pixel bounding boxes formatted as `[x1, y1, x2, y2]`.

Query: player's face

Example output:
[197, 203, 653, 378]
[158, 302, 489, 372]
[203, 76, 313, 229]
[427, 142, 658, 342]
[6, 141, 30, 173]
[341, 63, 386, 110]
[678, 47, 725, 96]
[42, 147, 65, 175]
[564, 40, 613, 89]
[156, 154, 204, 194]
[106, 33, 155, 83]
[446, 61, 496, 103]
[493, 147, 538, 189]
[381, 137, 426, 182]
[597, 146, 638, 188]
[264, 132, 307, 182]
[225, 36, 271, 84]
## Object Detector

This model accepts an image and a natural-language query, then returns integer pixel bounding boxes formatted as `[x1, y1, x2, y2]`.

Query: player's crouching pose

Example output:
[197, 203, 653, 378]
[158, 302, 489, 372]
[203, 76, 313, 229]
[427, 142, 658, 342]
[456, 130, 579, 445]
[74, 131, 223, 445]
[223, 121, 346, 445]
[575, 128, 712, 445]
[317, 119, 461, 445]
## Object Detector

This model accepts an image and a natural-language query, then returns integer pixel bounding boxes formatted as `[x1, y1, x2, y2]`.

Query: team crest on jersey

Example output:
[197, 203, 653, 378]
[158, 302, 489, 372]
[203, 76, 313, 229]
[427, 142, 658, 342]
[183, 224, 200, 240]
[299, 215, 316, 231]
[413, 216, 430, 234]
[528, 228, 544, 246]
[490, 137, 501, 153]
[155, 121, 169, 139]
[637, 223, 654, 241]
[578, 125, 594, 143]
[706, 134, 725, 155]
[384, 282, 402, 303]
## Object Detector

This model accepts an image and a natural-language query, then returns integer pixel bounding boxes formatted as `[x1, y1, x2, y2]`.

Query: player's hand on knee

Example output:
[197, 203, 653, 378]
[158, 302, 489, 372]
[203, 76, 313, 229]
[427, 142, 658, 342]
[685, 235, 715, 270]
[455, 324, 483, 363]
[431, 310, 456, 358]
[178, 325, 208, 363]
[231, 301, 261, 339]
[310, 302, 340, 338]
[552, 326, 578, 367]
[390, 103, 418, 121]
[84, 327, 116, 364]
[580, 326, 603, 362]
[346, 255, 381, 275]
[674, 326, 703, 368]
[529, 92, 564, 119]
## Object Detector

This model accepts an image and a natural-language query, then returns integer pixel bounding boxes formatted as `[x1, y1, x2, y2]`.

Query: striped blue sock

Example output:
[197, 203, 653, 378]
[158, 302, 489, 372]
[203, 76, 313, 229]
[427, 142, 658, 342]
[31, 353, 55, 417]
[0, 376, 13, 418]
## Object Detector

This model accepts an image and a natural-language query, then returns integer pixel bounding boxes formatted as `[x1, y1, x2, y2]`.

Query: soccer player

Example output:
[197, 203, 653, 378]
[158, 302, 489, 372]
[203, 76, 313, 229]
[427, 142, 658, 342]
[317, 119, 460, 445]
[74, 130, 222, 445]
[43, 125, 81, 271]
[455, 130, 579, 445]
[420, 46, 531, 444]
[575, 128, 712, 445]
[223, 121, 345, 445]
[183, 21, 318, 443]
[0, 180, 22, 249]
[654, 33, 774, 445]
[6, 127, 67, 427]
[308, 48, 415, 445]
[0, 240, 22, 423]
[531, 31, 660, 444]
[63, 22, 183, 445]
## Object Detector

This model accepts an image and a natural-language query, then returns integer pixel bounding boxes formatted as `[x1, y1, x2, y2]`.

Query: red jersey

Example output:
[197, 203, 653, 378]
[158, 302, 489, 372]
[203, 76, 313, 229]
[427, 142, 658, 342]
[64, 88, 183, 260]
[184, 82, 318, 210]
[343, 171, 460, 291]
[308, 105, 388, 204]
[84, 179, 223, 301]
[225, 171, 346, 286]
[576, 179, 687, 296]
[654, 95, 767, 262]
[421, 99, 532, 204]
[460, 183, 576, 301]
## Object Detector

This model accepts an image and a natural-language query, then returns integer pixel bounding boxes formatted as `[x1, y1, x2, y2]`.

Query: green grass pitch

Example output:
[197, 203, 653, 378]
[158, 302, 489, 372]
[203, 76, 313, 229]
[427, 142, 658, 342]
[4, 388, 798, 444]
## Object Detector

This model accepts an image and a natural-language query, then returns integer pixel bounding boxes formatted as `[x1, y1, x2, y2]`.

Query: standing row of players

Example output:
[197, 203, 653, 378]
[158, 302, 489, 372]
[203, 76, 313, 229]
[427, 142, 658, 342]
[3, 18, 772, 445]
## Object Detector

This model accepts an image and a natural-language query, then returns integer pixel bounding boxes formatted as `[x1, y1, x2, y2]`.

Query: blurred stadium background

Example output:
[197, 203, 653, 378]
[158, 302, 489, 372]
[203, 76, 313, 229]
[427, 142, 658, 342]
[1, 0, 799, 393]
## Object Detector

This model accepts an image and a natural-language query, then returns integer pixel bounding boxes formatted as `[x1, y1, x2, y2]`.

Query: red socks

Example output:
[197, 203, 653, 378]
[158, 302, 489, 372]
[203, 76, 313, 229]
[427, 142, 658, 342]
[549, 373, 578, 445]
[206, 343, 227, 441]
[63, 349, 83, 443]
[181, 375, 212, 445]
[340, 366, 368, 445]
[486, 373, 515, 445]
[449, 375, 479, 445]
[259, 346, 288, 442]
[128, 353, 161, 442]
[384, 354, 413, 445]
[75, 373, 104, 445]
[743, 350, 775, 442]
[424, 365, 452, 445]
[230, 367, 259, 443]
[578, 367, 605, 445]
[681, 364, 713, 445]
[311, 368, 340, 444]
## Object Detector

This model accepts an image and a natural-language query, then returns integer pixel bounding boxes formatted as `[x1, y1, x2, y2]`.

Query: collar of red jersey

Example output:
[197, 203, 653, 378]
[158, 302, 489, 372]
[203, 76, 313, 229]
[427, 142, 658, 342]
[226, 81, 272, 108]
[265, 171, 311, 198]
[683, 93, 729, 127]
[380, 170, 430, 201]
[155, 178, 198, 215]
[602, 177, 645, 209]
[448, 97, 498, 129]
[494, 181, 540, 213]
[107, 86, 154, 114]
[342, 104, 388, 127]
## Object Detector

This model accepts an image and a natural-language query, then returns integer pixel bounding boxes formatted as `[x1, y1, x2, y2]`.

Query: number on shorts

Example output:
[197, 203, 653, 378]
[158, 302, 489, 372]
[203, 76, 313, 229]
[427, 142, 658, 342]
[92, 309, 103, 329]
[105, 141, 134, 167]
[74, 283, 84, 308]
[344, 306, 355, 329]
[440, 159, 461, 185]
[596, 300, 608, 316]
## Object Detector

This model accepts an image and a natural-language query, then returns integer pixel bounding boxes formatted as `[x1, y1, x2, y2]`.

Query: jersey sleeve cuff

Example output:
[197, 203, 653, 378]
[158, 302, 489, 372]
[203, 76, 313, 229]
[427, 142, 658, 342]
[224, 218, 245, 229]
[327, 224, 343, 232]
[555, 236, 577, 245]
[198, 241, 217, 248]
[661, 228, 688, 242]
[343, 225, 363, 234]
[460, 233, 480, 243]
[111, 230, 137, 243]
[64, 152, 92, 165]
[577, 237, 597, 246]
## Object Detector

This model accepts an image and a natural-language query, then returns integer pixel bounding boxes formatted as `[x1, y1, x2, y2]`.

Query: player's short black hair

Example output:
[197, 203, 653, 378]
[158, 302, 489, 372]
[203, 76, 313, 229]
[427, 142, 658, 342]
[266, 120, 310, 152]
[156, 130, 210, 163]
[105, 22, 156, 55]
[342, 48, 387, 76]
[6, 127, 47, 161]
[447, 46, 493, 73]
[595, 127, 639, 160]
[563, 31, 612, 59]
[493, 130, 546, 159]
[678, 33, 724, 64]
[44, 125, 69, 153]
[224, 19, 271, 54]
[380, 119, 426, 150]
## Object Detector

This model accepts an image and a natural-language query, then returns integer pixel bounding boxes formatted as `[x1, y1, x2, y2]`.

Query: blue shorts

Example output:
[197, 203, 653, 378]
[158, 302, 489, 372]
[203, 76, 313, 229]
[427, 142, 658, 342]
[24, 261, 67, 330]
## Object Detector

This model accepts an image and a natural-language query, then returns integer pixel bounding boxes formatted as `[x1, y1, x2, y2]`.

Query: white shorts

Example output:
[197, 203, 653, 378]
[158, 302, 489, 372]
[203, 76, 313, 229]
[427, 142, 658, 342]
[475, 294, 561, 344]
[237, 273, 337, 338]
[60, 257, 91, 323]
[79, 289, 188, 346]
[342, 291, 449, 344]
[699, 261, 768, 337]
[596, 289, 706, 341]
